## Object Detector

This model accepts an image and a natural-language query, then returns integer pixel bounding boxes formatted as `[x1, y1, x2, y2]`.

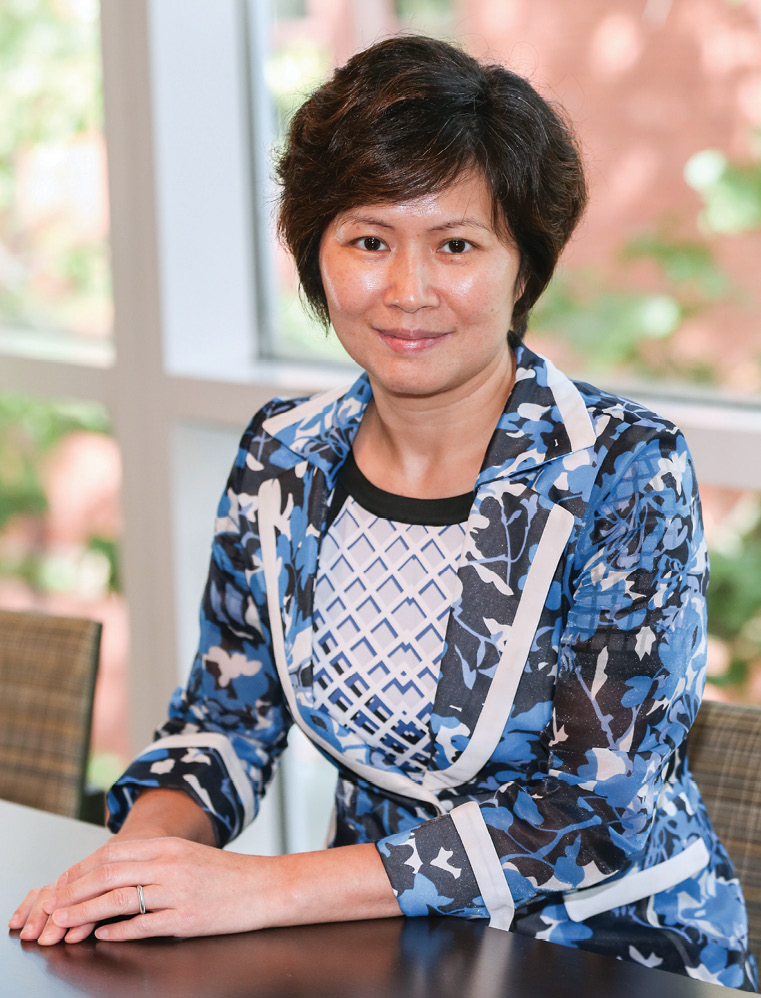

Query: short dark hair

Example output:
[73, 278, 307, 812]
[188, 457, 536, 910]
[276, 35, 587, 346]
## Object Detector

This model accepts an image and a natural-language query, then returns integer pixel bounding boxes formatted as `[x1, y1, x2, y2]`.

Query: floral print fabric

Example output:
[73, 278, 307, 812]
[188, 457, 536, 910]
[108, 346, 757, 990]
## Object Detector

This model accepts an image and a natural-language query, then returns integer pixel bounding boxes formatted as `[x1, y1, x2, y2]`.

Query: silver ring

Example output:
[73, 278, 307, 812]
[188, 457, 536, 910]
[136, 884, 146, 916]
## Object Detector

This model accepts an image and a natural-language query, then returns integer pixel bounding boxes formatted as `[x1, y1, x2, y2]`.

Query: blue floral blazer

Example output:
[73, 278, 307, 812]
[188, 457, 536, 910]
[109, 346, 756, 989]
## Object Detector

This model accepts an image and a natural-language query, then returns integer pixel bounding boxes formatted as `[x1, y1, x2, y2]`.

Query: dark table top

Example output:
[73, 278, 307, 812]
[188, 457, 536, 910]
[2, 798, 736, 998]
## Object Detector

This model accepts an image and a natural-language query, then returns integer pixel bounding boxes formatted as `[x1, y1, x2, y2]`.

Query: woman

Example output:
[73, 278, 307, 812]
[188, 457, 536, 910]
[11, 35, 757, 990]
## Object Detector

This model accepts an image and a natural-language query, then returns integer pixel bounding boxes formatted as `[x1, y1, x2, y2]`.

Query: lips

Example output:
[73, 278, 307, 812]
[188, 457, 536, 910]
[374, 328, 450, 354]
[377, 328, 448, 340]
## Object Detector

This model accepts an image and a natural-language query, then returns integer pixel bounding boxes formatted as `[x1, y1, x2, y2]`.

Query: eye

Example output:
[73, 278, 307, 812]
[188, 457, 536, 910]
[357, 236, 386, 251]
[442, 238, 471, 254]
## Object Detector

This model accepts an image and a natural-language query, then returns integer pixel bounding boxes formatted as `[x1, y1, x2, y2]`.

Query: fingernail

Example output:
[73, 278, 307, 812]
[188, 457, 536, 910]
[38, 929, 55, 944]
[56, 872, 68, 889]
[8, 912, 20, 927]
[52, 911, 69, 927]
[95, 927, 110, 940]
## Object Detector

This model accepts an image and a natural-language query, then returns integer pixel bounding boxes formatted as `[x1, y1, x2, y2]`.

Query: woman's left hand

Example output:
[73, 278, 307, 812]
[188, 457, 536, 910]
[40, 837, 271, 943]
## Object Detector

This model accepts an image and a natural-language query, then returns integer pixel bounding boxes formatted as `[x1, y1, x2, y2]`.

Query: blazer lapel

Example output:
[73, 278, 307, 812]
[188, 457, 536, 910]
[423, 483, 574, 793]
[258, 461, 321, 703]
[423, 347, 595, 792]
[258, 378, 369, 705]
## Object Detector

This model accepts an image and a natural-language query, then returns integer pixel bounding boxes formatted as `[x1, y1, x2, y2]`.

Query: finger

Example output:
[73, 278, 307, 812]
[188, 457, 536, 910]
[53, 839, 159, 895]
[48, 861, 158, 914]
[64, 922, 97, 944]
[9, 887, 42, 929]
[18, 889, 60, 941]
[95, 910, 174, 942]
[53, 848, 109, 892]
[33, 914, 70, 946]
[52, 884, 158, 931]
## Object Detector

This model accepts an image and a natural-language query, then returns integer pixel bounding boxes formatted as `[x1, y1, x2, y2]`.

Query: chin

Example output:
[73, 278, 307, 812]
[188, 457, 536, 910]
[373, 377, 456, 401]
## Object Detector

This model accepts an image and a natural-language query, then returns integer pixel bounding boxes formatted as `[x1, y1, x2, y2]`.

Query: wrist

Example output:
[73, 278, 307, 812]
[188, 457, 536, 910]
[249, 853, 299, 928]
[246, 845, 400, 930]
[118, 788, 217, 846]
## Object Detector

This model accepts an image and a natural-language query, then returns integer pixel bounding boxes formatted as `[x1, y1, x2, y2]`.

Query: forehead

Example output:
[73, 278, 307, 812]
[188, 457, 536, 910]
[332, 172, 496, 230]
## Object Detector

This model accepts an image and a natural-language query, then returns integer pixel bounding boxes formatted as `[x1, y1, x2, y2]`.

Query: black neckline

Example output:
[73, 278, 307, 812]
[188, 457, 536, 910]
[326, 451, 474, 529]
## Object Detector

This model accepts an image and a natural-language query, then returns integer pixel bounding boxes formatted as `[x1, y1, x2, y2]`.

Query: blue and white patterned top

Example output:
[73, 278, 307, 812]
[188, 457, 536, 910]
[312, 455, 468, 778]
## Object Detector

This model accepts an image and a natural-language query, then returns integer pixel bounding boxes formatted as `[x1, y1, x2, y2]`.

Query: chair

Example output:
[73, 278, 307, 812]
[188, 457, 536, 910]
[0, 609, 101, 821]
[687, 698, 761, 971]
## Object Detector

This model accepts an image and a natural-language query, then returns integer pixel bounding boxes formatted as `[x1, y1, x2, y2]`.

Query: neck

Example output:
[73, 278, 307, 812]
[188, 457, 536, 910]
[353, 350, 515, 499]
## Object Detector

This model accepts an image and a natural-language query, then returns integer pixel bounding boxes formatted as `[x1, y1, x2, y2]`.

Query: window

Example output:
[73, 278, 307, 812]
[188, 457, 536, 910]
[0, 0, 111, 360]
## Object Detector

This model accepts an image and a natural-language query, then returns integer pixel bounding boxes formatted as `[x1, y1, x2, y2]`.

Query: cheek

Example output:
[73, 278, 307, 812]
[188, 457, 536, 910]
[320, 256, 385, 322]
[322, 272, 361, 320]
[443, 271, 478, 306]
[446, 268, 514, 320]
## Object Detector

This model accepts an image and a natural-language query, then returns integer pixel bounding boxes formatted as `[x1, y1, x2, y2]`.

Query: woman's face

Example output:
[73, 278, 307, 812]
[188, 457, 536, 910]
[318, 172, 521, 407]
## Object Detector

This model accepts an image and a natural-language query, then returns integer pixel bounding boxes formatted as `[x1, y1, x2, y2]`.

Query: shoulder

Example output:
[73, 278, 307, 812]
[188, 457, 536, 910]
[230, 375, 371, 490]
[568, 380, 701, 529]
[572, 378, 695, 491]
[573, 377, 683, 452]
[229, 394, 316, 492]
[239, 394, 312, 451]
[514, 349, 697, 512]
[516, 345, 685, 464]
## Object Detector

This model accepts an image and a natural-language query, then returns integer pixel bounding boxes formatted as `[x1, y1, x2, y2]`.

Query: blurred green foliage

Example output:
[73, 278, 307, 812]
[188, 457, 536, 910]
[0, 0, 110, 336]
[0, 394, 119, 594]
[394, 0, 454, 25]
[685, 148, 761, 235]
[264, 36, 330, 134]
[531, 219, 756, 387]
[533, 273, 683, 376]
[0, 394, 107, 529]
[703, 497, 761, 694]
[531, 219, 740, 383]
[532, 139, 761, 391]
[0, 0, 101, 167]
[274, 0, 308, 19]
[622, 229, 730, 300]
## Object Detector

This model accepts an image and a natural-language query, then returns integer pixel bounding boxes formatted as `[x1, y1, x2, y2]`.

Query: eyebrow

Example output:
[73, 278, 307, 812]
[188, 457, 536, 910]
[430, 218, 492, 233]
[341, 213, 493, 233]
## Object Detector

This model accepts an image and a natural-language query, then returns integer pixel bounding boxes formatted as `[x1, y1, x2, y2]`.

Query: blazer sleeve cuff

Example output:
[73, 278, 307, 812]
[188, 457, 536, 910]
[106, 733, 255, 847]
[376, 801, 515, 930]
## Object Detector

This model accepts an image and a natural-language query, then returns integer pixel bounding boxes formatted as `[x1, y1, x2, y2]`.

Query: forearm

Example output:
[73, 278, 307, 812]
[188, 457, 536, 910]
[261, 843, 401, 927]
[114, 789, 216, 847]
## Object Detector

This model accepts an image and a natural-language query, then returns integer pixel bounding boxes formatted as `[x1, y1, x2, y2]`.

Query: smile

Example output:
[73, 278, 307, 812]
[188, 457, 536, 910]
[375, 328, 451, 354]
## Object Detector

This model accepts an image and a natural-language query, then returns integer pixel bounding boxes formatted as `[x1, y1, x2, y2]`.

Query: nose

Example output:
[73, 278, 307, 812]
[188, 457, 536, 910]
[383, 247, 437, 312]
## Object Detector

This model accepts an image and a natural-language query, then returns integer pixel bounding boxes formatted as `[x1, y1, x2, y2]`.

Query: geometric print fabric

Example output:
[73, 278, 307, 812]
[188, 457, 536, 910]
[312, 495, 466, 778]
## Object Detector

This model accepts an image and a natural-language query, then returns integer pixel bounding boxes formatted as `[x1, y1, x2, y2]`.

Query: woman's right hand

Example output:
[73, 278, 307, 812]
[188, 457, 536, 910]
[8, 788, 216, 944]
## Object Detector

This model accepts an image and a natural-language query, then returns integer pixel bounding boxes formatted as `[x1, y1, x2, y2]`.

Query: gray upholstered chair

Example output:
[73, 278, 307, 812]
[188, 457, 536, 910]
[0, 609, 101, 820]
[687, 698, 761, 971]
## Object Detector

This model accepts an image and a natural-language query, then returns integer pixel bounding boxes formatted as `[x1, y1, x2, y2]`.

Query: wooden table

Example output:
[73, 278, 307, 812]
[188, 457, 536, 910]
[2, 799, 738, 997]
